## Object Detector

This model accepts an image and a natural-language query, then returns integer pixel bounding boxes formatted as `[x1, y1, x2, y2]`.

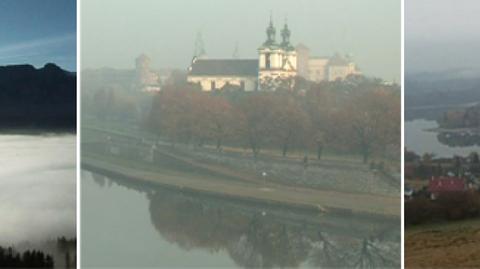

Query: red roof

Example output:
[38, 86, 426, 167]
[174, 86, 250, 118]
[428, 177, 465, 193]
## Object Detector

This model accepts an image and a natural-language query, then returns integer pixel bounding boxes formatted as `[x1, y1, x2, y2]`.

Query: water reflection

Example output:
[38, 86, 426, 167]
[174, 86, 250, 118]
[87, 171, 400, 268]
[406, 120, 480, 157]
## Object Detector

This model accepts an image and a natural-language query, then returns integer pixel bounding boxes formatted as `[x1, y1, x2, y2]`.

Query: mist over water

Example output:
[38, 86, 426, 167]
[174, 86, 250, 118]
[0, 134, 76, 244]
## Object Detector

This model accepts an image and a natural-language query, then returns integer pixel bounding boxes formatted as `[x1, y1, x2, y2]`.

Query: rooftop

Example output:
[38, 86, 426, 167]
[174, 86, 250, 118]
[189, 59, 258, 77]
[428, 176, 465, 193]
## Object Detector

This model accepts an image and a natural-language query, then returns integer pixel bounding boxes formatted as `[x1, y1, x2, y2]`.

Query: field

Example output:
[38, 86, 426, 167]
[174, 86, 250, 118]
[405, 218, 480, 268]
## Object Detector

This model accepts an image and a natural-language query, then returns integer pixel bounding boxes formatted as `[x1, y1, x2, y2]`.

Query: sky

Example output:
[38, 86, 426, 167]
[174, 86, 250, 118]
[81, 0, 400, 82]
[406, 0, 480, 73]
[0, 0, 76, 71]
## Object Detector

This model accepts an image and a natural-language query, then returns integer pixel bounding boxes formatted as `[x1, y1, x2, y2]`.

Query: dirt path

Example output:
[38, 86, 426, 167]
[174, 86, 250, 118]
[406, 219, 480, 268]
[82, 153, 400, 217]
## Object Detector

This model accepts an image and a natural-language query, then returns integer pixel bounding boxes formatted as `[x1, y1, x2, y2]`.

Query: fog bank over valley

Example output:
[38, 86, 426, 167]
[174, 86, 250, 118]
[0, 135, 76, 244]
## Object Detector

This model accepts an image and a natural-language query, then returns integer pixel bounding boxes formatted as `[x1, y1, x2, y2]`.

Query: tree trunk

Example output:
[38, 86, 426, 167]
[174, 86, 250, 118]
[216, 138, 222, 151]
[282, 142, 288, 157]
[362, 148, 369, 164]
[317, 142, 323, 160]
[250, 142, 258, 162]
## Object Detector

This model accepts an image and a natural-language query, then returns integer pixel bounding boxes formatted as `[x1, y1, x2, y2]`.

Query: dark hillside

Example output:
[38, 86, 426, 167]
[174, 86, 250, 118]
[0, 63, 76, 130]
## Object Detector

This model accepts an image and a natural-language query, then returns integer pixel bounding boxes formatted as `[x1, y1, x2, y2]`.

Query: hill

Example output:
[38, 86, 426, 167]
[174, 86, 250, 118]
[0, 63, 76, 130]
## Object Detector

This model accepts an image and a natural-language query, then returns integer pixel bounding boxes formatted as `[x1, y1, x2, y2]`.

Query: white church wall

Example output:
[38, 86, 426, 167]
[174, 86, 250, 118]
[188, 76, 257, 91]
[259, 54, 266, 69]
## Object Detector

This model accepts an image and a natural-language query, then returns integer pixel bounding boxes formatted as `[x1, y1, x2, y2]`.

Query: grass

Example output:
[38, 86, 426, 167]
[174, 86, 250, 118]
[406, 218, 480, 234]
[405, 218, 480, 268]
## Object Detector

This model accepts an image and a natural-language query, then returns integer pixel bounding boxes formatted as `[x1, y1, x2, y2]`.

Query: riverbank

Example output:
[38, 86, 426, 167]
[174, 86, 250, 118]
[405, 218, 480, 268]
[82, 152, 400, 218]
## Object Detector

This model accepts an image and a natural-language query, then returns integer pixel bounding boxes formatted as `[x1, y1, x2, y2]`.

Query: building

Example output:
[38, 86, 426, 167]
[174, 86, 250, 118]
[187, 16, 359, 91]
[187, 59, 258, 91]
[296, 44, 360, 82]
[135, 54, 160, 92]
[428, 176, 466, 200]
[188, 17, 296, 91]
[257, 19, 297, 89]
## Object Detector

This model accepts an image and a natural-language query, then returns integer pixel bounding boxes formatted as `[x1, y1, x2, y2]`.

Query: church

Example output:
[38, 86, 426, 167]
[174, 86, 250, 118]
[187, 17, 359, 92]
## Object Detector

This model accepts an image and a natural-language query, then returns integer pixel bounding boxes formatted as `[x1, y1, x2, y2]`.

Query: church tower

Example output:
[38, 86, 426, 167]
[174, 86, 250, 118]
[258, 16, 297, 90]
[280, 21, 297, 73]
[258, 16, 282, 71]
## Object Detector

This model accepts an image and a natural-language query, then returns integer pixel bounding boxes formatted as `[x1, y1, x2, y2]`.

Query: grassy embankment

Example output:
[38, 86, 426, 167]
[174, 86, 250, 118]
[82, 122, 400, 217]
[405, 218, 480, 268]
[83, 150, 399, 218]
[83, 118, 399, 171]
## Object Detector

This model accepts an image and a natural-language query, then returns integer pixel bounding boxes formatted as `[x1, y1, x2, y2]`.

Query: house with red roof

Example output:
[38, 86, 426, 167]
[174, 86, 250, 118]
[428, 176, 466, 200]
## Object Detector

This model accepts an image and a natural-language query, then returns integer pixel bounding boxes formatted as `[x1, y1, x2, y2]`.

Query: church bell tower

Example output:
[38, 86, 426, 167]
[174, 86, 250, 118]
[257, 15, 297, 90]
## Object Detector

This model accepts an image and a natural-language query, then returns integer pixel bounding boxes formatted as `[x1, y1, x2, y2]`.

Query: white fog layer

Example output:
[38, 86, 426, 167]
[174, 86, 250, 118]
[0, 135, 76, 244]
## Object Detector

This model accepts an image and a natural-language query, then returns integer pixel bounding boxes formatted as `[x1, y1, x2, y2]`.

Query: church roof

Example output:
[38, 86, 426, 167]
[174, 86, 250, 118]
[189, 59, 258, 77]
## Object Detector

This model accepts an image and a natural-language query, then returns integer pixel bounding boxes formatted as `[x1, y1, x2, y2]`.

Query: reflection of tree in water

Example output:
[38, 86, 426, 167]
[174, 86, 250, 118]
[310, 232, 399, 268]
[349, 238, 399, 269]
[228, 215, 311, 268]
[308, 231, 347, 268]
[147, 189, 399, 268]
[148, 190, 243, 251]
[148, 190, 313, 268]
[87, 172, 399, 268]
[91, 173, 106, 187]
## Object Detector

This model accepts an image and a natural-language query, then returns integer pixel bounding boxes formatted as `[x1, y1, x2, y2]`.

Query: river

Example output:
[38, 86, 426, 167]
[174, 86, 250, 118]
[81, 170, 400, 268]
[0, 134, 76, 244]
[406, 119, 480, 157]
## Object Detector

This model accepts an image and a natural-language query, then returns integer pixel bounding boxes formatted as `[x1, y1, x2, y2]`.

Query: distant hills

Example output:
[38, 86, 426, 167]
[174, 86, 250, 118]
[406, 69, 480, 108]
[0, 63, 76, 131]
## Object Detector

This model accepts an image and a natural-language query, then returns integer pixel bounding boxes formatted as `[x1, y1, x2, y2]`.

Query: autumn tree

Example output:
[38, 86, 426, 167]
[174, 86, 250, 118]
[336, 86, 400, 163]
[237, 93, 276, 160]
[189, 94, 237, 150]
[304, 84, 336, 159]
[269, 94, 310, 157]
[147, 85, 199, 145]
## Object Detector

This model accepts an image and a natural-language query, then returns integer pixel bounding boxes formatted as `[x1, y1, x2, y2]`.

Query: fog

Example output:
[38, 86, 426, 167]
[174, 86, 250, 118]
[81, 0, 400, 81]
[406, 0, 480, 73]
[0, 135, 76, 244]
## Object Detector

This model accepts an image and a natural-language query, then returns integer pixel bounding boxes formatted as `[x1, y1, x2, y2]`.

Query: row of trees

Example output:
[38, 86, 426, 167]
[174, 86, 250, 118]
[0, 246, 53, 268]
[405, 191, 480, 225]
[145, 76, 400, 163]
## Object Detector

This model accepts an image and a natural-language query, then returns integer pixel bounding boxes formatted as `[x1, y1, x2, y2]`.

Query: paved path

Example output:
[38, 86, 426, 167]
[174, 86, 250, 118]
[83, 153, 400, 217]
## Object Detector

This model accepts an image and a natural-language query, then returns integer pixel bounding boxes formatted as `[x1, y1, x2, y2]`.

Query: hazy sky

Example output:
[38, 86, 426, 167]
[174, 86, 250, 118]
[406, 0, 480, 73]
[0, 0, 76, 71]
[81, 0, 400, 81]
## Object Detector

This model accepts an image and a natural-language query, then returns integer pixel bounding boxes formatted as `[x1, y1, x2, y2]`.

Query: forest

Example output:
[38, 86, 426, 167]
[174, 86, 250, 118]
[0, 246, 54, 268]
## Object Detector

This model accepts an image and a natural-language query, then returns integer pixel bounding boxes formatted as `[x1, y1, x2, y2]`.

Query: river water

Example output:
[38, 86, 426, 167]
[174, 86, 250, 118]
[406, 119, 480, 157]
[81, 170, 400, 268]
[0, 134, 76, 244]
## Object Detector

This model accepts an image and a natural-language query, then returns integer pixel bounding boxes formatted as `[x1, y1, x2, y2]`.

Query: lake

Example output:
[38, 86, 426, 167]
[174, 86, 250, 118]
[81, 170, 400, 268]
[406, 119, 480, 157]
[0, 134, 76, 244]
